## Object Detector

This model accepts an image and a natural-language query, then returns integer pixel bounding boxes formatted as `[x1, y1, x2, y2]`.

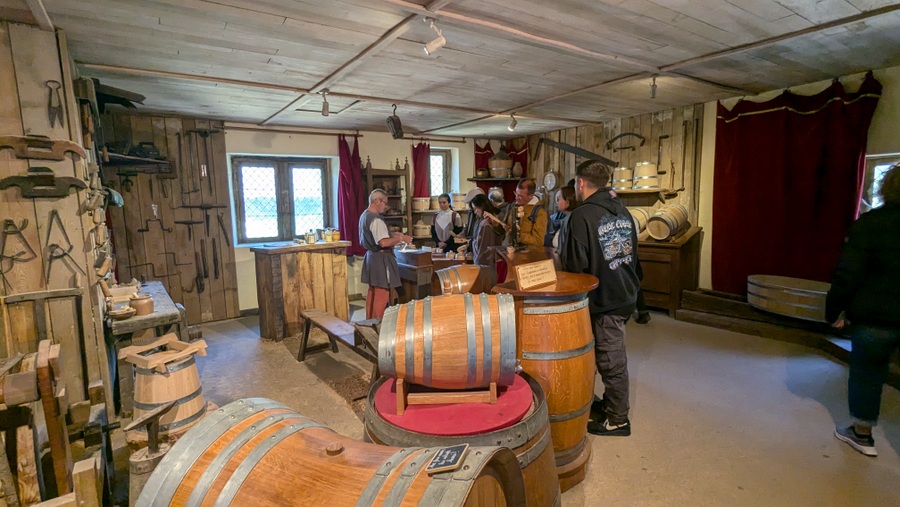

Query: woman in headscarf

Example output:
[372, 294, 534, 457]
[430, 193, 463, 253]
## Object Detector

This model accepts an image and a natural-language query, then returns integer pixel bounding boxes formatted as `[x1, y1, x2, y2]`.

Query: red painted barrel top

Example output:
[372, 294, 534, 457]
[373, 375, 533, 436]
[492, 271, 598, 297]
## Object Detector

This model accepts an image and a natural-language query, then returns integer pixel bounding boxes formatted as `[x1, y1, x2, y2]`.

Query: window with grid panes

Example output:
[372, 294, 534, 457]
[429, 150, 451, 196]
[861, 154, 900, 213]
[232, 156, 330, 243]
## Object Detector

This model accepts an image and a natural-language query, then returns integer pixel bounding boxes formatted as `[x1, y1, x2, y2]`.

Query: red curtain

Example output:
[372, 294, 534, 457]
[475, 141, 494, 170]
[337, 134, 366, 256]
[711, 72, 882, 295]
[505, 139, 529, 176]
[412, 142, 431, 198]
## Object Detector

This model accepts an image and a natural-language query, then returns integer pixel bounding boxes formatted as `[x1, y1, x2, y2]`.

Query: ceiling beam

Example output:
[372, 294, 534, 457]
[25, 0, 53, 31]
[377, 0, 658, 73]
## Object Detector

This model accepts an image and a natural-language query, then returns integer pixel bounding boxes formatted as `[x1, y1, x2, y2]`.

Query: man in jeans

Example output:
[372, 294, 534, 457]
[560, 160, 641, 436]
[826, 163, 900, 457]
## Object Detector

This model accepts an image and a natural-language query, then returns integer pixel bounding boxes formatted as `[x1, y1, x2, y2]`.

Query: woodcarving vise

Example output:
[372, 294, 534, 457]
[0, 166, 87, 198]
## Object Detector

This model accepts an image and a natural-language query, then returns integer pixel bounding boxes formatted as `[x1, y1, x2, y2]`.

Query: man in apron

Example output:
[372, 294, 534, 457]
[359, 189, 413, 319]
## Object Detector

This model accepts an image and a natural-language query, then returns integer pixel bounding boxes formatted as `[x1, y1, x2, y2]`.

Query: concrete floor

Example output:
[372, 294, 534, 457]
[193, 309, 900, 507]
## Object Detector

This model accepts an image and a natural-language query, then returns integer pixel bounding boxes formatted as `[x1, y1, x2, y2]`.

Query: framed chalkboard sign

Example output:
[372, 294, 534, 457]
[425, 444, 469, 475]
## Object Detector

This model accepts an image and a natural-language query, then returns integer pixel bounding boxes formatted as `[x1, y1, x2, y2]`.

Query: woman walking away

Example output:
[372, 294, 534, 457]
[826, 163, 900, 457]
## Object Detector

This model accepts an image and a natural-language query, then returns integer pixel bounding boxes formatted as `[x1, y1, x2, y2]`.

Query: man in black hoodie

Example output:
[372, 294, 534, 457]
[560, 160, 641, 436]
[826, 163, 900, 457]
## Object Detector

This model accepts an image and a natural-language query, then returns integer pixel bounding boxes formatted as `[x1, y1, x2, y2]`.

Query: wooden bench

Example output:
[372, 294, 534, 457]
[297, 310, 380, 381]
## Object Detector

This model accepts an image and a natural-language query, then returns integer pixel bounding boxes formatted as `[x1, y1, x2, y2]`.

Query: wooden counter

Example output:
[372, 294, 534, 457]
[251, 241, 350, 341]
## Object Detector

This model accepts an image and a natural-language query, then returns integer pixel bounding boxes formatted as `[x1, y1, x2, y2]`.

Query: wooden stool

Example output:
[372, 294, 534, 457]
[297, 310, 381, 383]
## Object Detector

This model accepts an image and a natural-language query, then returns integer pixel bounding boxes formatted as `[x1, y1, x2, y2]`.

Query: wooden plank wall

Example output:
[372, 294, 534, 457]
[99, 113, 239, 325]
[0, 23, 106, 405]
[525, 104, 705, 223]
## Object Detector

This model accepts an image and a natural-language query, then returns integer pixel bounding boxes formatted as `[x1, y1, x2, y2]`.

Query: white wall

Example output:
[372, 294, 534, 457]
[697, 64, 900, 288]
[223, 124, 475, 310]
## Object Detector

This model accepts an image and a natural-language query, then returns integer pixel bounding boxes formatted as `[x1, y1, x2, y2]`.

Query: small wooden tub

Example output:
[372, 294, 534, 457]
[747, 275, 830, 322]
[365, 373, 560, 507]
[135, 398, 526, 507]
[379, 293, 518, 390]
[432, 264, 497, 296]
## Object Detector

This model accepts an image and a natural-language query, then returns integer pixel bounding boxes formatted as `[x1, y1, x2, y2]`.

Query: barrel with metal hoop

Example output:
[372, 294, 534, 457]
[632, 161, 659, 189]
[747, 275, 830, 322]
[135, 398, 527, 507]
[378, 293, 518, 390]
[128, 345, 208, 436]
[492, 272, 598, 492]
[612, 167, 633, 191]
[432, 264, 497, 296]
[646, 203, 688, 240]
[627, 207, 652, 232]
[365, 373, 561, 507]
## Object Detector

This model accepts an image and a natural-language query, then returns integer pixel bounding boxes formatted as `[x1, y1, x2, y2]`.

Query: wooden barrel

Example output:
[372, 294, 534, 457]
[379, 294, 517, 390]
[432, 264, 497, 296]
[365, 373, 560, 507]
[646, 204, 688, 240]
[132, 355, 207, 436]
[627, 207, 651, 232]
[747, 275, 830, 322]
[493, 273, 598, 492]
[135, 398, 526, 507]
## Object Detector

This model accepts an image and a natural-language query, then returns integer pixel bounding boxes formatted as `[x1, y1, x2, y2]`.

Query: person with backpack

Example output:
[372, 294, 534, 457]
[508, 179, 548, 247]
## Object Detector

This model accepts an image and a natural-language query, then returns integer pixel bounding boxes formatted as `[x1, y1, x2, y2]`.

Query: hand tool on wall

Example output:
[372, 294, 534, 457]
[537, 137, 618, 167]
[217, 212, 231, 244]
[174, 220, 203, 241]
[137, 218, 173, 233]
[187, 128, 222, 195]
[45, 210, 86, 282]
[0, 167, 87, 198]
[605, 132, 646, 153]
[194, 252, 205, 294]
[116, 171, 138, 193]
[204, 212, 210, 236]
[0, 135, 86, 160]
[656, 134, 670, 174]
[124, 262, 172, 279]
[1, 218, 39, 291]
[200, 240, 209, 279]
[46, 80, 64, 128]
[212, 238, 219, 279]
[124, 400, 176, 503]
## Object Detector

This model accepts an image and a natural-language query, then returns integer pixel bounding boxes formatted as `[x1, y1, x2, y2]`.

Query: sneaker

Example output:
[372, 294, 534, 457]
[588, 419, 631, 436]
[635, 312, 651, 324]
[834, 425, 877, 457]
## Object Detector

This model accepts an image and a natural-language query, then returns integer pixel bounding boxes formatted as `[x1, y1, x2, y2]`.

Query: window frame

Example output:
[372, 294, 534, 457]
[231, 156, 331, 245]
[861, 153, 900, 213]
[429, 149, 452, 196]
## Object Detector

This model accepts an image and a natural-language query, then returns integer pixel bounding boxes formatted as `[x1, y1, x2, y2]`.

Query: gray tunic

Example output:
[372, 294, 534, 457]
[359, 210, 401, 289]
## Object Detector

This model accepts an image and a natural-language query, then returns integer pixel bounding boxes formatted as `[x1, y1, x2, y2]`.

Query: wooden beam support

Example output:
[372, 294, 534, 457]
[24, 0, 53, 31]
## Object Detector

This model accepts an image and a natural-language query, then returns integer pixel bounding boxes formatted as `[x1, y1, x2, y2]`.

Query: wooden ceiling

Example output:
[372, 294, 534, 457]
[2, 0, 899, 138]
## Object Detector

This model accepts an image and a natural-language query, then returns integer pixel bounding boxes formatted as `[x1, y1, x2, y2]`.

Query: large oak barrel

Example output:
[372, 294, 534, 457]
[493, 273, 598, 492]
[365, 374, 561, 507]
[379, 294, 517, 390]
[432, 264, 497, 296]
[747, 275, 830, 322]
[132, 355, 206, 436]
[647, 204, 688, 240]
[135, 398, 526, 507]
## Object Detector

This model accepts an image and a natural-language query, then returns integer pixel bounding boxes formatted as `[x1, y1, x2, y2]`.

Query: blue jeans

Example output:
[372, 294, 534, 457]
[848, 325, 900, 424]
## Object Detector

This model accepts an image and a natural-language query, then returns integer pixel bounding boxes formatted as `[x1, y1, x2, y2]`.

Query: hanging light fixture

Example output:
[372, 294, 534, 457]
[650, 77, 658, 99]
[508, 113, 517, 132]
[424, 18, 446, 56]
[320, 90, 330, 116]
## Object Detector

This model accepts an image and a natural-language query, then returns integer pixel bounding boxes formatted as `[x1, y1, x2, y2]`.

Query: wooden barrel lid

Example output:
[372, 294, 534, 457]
[492, 271, 598, 297]
[373, 375, 532, 436]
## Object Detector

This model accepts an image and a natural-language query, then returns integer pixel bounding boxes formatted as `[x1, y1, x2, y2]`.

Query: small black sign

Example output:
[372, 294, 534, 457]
[425, 444, 469, 475]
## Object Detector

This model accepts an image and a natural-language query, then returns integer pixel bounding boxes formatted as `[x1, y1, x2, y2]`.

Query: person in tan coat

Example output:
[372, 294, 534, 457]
[508, 179, 548, 247]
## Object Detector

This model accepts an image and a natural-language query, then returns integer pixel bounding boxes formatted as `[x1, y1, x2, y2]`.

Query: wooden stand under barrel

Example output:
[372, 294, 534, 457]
[493, 272, 599, 492]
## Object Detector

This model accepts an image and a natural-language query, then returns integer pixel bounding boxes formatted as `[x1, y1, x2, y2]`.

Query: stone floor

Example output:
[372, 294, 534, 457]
[190, 309, 899, 506]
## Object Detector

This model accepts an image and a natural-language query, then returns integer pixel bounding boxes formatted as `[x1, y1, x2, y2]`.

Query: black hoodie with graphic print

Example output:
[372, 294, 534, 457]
[559, 189, 642, 317]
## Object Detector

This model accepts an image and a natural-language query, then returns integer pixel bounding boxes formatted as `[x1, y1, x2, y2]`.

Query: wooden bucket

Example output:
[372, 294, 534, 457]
[747, 275, 830, 322]
[431, 195, 441, 210]
[646, 204, 688, 240]
[412, 197, 431, 211]
[121, 336, 209, 437]
[514, 286, 594, 492]
[432, 264, 497, 296]
[451, 192, 466, 210]
[379, 294, 518, 390]
[135, 398, 526, 507]
[633, 161, 657, 178]
[612, 167, 633, 190]
[365, 374, 561, 507]
[627, 207, 651, 232]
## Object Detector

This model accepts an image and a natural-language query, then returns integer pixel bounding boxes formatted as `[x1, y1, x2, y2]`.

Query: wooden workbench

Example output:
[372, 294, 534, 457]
[251, 241, 350, 341]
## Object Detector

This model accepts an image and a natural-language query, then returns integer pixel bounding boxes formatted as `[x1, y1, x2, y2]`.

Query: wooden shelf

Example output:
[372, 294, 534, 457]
[615, 188, 662, 195]
[382, 215, 407, 220]
[364, 168, 405, 176]
[413, 209, 469, 214]
[467, 177, 524, 182]
[412, 235, 432, 239]
[105, 153, 171, 171]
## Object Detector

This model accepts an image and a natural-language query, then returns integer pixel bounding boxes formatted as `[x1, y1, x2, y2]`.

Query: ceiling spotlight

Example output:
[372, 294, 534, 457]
[508, 113, 517, 132]
[424, 18, 445, 55]
[320, 90, 329, 117]
[650, 77, 657, 99]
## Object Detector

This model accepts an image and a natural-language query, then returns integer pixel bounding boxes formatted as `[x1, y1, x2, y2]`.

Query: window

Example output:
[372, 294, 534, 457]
[232, 156, 330, 243]
[429, 150, 451, 196]
[861, 154, 900, 213]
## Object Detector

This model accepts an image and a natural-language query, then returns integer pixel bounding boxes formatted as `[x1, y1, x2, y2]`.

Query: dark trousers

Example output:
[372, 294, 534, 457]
[591, 313, 630, 424]
[636, 289, 648, 314]
[849, 324, 900, 424]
